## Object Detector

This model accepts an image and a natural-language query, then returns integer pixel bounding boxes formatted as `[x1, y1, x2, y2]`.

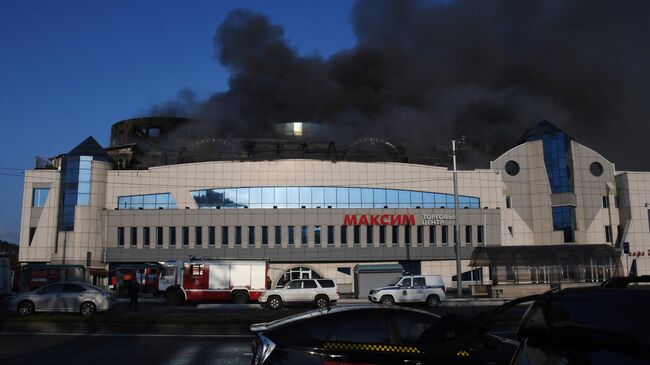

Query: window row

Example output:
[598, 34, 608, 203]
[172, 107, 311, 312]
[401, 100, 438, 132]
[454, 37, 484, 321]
[116, 224, 486, 247]
[191, 186, 480, 209]
[117, 193, 177, 209]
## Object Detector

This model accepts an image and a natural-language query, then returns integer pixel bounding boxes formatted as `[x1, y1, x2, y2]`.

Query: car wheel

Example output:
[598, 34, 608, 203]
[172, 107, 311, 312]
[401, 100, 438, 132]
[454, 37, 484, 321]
[231, 291, 249, 304]
[80, 302, 96, 317]
[380, 295, 394, 306]
[314, 295, 330, 308]
[166, 289, 185, 306]
[426, 294, 440, 308]
[268, 296, 282, 310]
[17, 301, 34, 316]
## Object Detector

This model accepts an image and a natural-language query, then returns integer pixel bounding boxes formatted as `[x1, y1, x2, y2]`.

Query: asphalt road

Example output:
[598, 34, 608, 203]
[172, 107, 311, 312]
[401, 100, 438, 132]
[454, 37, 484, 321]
[0, 299, 528, 365]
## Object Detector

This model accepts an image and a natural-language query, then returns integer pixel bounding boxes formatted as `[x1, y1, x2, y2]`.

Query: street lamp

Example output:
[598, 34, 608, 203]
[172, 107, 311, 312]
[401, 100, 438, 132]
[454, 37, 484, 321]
[451, 135, 466, 297]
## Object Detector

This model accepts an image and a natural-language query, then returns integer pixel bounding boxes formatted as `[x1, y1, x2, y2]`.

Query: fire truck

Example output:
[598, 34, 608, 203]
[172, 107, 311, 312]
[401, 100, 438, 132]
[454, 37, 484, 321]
[159, 258, 269, 305]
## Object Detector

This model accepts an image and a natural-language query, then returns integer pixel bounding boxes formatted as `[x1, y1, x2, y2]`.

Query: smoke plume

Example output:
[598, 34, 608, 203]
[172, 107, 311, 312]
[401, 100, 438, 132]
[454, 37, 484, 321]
[151, 0, 650, 169]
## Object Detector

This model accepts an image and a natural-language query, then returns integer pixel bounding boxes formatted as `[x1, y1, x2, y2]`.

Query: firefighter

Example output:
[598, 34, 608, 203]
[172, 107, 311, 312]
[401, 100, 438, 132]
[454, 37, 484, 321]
[127, 279, 140, 310]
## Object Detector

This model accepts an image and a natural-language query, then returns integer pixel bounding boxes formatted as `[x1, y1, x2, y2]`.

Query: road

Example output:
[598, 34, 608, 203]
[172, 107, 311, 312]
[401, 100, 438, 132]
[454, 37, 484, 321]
[0, 300, 528, 365]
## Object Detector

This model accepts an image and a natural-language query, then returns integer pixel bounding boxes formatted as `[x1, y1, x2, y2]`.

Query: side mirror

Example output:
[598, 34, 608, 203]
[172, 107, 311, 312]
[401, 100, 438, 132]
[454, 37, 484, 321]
[416, 313, 490, 357]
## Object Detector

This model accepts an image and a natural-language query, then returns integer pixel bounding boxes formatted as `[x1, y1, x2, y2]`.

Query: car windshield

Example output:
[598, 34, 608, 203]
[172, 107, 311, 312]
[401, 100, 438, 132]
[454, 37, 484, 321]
[387, 277, 402, 286]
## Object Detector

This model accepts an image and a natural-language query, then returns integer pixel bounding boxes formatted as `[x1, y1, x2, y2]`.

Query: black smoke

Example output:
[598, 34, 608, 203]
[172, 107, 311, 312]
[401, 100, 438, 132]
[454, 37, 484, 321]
[152, 0, 650, 169]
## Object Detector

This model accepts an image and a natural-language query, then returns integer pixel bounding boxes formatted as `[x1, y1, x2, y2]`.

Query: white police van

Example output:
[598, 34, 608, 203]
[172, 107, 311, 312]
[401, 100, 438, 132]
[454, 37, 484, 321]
[368, 275, 446, 307]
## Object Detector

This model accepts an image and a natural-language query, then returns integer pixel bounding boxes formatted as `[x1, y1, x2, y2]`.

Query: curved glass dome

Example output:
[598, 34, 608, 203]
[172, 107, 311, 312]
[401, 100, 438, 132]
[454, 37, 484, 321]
[190, 186, 480, 209]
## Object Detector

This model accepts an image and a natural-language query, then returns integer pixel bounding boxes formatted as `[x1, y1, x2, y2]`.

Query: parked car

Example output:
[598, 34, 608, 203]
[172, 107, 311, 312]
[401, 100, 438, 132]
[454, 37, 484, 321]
[259, 279, 339, 309]
[10, 282, 114, 317]
[368, 274, 446, 307]
[250, 305, 517, 365]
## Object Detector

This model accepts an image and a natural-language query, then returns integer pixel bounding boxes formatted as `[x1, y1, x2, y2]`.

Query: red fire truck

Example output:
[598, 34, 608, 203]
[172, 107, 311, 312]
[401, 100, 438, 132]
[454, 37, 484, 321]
[109, 263, 162, 297]
[159, 258, 269, 305]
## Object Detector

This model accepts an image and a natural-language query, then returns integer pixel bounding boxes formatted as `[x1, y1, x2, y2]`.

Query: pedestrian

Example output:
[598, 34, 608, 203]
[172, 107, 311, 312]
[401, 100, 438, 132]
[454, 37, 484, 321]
[128, 279, 140, 310]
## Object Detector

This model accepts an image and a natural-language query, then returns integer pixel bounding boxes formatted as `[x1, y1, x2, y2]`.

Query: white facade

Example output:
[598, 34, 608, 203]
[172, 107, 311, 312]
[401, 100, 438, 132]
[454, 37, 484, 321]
[19, 123, 644, 291]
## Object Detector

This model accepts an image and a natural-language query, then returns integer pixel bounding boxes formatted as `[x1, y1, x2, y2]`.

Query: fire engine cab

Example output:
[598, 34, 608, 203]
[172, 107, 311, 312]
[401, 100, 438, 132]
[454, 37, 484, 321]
[159, 258, 269, 305]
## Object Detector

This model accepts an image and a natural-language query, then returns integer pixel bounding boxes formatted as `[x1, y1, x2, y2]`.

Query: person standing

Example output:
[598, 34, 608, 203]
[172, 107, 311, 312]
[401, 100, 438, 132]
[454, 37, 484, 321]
[128, 279, 140, 310]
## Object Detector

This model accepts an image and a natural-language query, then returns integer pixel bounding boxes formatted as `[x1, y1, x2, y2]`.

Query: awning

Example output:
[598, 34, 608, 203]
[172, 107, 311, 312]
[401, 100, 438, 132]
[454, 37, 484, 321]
[88, 268, 109, 277]
[469, 244, 621, 267]
[355, 264, 404, 273]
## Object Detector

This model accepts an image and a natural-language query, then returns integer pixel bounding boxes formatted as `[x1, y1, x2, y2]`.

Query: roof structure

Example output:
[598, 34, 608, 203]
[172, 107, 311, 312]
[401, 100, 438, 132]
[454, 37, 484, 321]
[67, 136, 111, 162]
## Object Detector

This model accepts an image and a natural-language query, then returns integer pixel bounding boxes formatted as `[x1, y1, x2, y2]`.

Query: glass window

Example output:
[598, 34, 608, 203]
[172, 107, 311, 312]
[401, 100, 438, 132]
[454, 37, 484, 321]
[303, 280, 317, 289]
[249, 226, 255, 245]
[361, 188, 373, 208]
[423, 193, 435, 209]
[399, 278, 412, 287]
[442, 226, 448, 245]
[209, 226, 215, 246]
[324, 187, 337, 206]
[602, 196, 609, 208]
[552, 206, 576, 243]
[336, 187, 349, 208]
[429, 225, 436, 244]
[32, 188, 50, 207]
[182, 226, 189, 246]
[299, 187, 311, 207]
[63, 283, 86, 293]
[287, 187, 299, 208]
[262, 187, 275, 208]
[506, 196, 512, 209]
[249, 188, 262, 208]
[312, 187, 324, 206]
[379, 226, 386, 244]
[367, 225, 373, 244]
[413, 277, 426, 287]
[118, 227, 124, 246]
[605, 225, 612, 243]
[195, 227, 202, 246]
[143, 227, 150, 246]
[410, 191, 423, 207]
[314, 226, 321, 245]
[394, 311, 437, 346]
[317, 279, 335, 288]
[404, 225, 411, 244]
[288, 226, 295, 245]
[327, 226, 334, 245]
[275, 226, 281, 245]
[477, 225, 484, 244]
[465, 225, 472, 244]
[341, 225, 347, 244]
[130, 227, 137, 246]
[392, 226, 399, 244]
[349, 188, 361, 205]
[354, 225, 360, 244]
[236, 188, 249, 207]
[398, 190, 411, 208]
[275, 187, 287, 208]
[157, 227, 163, 246]
[222, 226, 229, 245]
[235, 226, 242, 245]
[386, 189, 399, 204]
[224, 189, 237, 207]
[417, 225, 423, 244]
[169, 227, 176, 246]
[143, 194, 156, 209]
[301, 225, 308, 244]
[38, 284, 64, 295]
[262, 226, 268, 245]
[373, 189, 386, 208]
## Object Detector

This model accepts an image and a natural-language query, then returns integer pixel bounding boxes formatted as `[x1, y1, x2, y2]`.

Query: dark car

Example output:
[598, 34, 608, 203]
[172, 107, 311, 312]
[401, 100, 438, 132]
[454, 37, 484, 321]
[250, 305, 517, 365]
[510, 284, 650, 365]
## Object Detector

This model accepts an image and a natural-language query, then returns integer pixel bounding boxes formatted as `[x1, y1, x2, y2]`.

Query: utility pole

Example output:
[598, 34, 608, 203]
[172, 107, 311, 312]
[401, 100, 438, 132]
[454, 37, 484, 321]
[451, 136, 466, 297]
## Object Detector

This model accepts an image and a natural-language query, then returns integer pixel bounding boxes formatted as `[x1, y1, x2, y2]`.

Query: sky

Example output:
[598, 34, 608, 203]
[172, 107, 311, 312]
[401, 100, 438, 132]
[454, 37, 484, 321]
[0, 1, 356, 243]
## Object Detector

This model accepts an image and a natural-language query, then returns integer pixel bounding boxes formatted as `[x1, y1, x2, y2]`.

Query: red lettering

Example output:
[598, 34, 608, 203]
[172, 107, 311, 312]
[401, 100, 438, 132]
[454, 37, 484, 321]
[380, 214, 389, 225]
[343, 215, 357, 225]
[390, 215, 402, 225]
[404, 214, 415, 225]
[359, 215, 369, 225]
[370, 215, 380, 225]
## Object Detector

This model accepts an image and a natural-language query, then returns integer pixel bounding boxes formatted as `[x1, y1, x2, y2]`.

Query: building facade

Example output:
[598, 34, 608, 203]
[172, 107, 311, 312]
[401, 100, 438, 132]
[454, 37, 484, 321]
[19, 120, 646, 292]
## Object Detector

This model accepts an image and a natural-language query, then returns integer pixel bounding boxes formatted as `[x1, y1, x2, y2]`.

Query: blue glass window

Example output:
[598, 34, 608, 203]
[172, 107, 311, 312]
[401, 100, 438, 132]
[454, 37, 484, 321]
[59, 156, 93, 230]
[552, 206, 576, 242]
[189, 187, 480, 210]
[32, 188, 49, 207]
[119, 193, 176, 209]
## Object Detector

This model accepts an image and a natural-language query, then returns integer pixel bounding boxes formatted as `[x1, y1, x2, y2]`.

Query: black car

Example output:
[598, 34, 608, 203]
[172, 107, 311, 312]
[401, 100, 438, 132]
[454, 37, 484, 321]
[250, 305, 517, 365]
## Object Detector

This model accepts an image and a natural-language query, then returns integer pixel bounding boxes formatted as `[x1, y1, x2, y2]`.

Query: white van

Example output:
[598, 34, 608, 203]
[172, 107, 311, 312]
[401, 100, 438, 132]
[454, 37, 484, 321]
[368, 275, 446, 307]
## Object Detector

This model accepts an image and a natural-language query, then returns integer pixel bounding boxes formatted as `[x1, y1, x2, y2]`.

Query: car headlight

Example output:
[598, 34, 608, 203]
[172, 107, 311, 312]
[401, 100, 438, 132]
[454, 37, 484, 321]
[369, 290, 377, 295]
[253, 334, 275, 365]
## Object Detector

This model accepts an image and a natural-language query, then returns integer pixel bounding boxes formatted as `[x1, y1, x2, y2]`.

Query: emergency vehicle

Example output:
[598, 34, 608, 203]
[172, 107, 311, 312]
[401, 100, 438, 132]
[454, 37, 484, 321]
[158, 258, 269, 305]
[109, 263, 162, 297]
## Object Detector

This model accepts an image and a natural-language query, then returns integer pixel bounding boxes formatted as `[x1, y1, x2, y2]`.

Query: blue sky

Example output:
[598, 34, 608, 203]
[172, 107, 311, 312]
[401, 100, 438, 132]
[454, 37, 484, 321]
[0, 0, 356, 243]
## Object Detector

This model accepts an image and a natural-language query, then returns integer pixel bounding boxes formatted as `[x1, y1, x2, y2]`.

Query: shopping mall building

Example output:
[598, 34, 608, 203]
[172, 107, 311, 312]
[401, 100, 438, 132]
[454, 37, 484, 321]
[18, 118, 649, 293]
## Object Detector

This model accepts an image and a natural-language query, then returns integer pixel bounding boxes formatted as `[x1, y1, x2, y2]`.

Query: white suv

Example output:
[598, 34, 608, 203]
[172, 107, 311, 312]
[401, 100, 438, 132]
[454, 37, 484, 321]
[259, 279, 339, 309]
[368, 275, 446, 307]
